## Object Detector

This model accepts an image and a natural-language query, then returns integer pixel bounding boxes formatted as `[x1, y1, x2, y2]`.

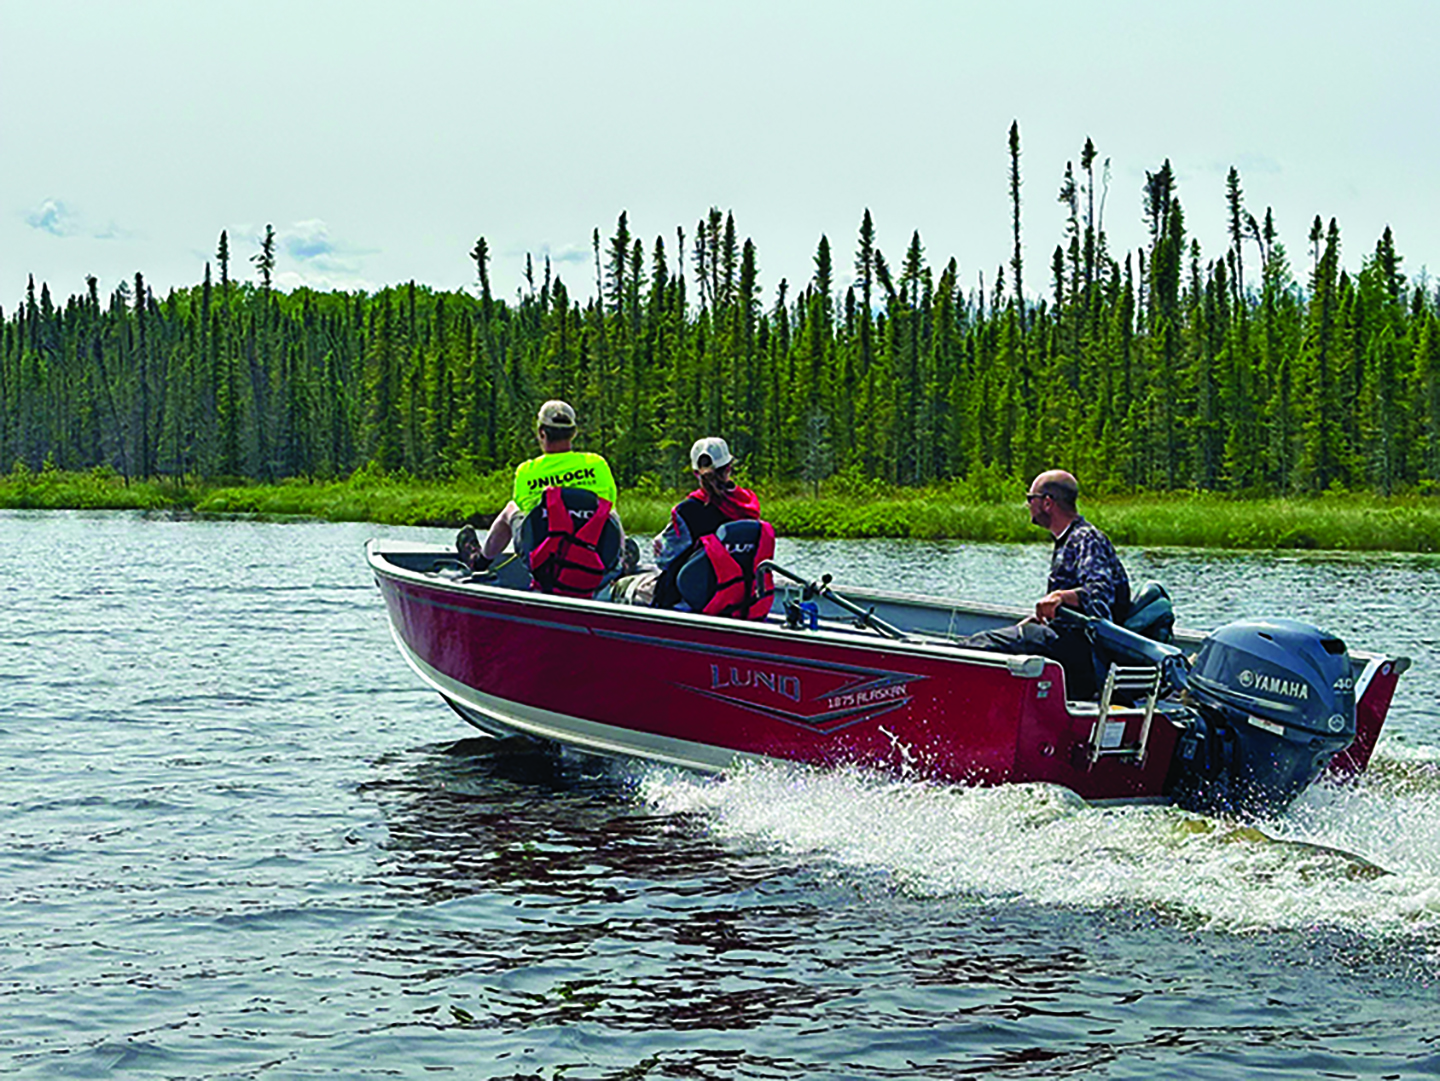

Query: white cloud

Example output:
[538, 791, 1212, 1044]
[540, 242, 592, 267]
[23, 198, 131, 241]
[25, 198, 81, 237]
[1235, 153, 1283, 177]
[277, 219, 371, 277]
[184, 221, 375, 291]
[265, 220, 379, 291]
[1205, 154, 1284, 179]
[275, 268, 376, 294]
[283, 219, 339, 263]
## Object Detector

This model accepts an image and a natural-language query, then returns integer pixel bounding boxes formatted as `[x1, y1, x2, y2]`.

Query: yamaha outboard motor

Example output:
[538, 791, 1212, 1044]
[1166, 618, 1356, 815]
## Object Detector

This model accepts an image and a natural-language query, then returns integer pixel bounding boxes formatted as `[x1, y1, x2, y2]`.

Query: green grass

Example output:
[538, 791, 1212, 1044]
[0, 463, 182, 511]
[3, 462, 1438, 554]
[1090, 492, 1440, 552]
[755, 485, 1440, 553]
[194, 467, 515, 526]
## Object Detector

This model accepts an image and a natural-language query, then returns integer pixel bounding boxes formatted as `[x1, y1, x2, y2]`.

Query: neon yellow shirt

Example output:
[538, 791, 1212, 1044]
[512, 450, 617, 513]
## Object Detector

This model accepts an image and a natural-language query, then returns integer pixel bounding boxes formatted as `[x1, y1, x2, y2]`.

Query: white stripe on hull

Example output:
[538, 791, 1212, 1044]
[385, 618, 770, 774]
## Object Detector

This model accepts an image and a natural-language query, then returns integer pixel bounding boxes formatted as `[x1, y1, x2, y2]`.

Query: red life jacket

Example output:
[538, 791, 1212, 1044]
[654, 487, 763, 610]
[527, 487, 615, 598]
[695, 520, 775, 620]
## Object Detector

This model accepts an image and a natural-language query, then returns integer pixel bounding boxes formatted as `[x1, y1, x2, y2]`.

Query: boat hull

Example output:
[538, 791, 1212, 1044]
[369, 541, 1183, 802]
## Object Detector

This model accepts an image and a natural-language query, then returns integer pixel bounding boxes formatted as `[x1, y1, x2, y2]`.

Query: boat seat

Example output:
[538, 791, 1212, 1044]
[518, 487, 622, 597]
[675, 519, 775, 620]
[1123, 580, 1175, 643]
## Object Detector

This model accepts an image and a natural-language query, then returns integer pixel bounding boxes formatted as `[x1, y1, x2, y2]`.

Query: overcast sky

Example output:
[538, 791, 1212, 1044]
[4, 0, 1438, 311]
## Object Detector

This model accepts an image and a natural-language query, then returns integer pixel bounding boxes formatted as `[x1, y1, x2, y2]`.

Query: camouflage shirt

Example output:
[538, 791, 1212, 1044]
[1048, 516, 1131, 623]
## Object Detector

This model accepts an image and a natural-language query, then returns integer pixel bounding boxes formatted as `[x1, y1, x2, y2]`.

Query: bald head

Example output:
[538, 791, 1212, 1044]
[1030, 469, 1079, 512]
[1025, 469, 1080, 537]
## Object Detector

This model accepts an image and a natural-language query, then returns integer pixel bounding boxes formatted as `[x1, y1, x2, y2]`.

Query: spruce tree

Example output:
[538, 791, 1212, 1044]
[1008, 121, 1024, 326]
[135, 271, 151, 477]
[1225, 166, 1245, 305]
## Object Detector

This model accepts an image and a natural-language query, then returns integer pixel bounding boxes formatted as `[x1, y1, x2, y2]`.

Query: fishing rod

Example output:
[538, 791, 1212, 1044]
[760, 560, 907, 641]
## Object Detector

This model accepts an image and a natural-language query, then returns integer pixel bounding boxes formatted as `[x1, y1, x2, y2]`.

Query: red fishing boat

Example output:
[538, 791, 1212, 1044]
[367, 538, 1408, 814]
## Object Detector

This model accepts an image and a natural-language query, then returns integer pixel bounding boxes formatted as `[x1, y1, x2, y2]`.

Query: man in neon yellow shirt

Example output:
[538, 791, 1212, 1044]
[477, 399, 619, 563]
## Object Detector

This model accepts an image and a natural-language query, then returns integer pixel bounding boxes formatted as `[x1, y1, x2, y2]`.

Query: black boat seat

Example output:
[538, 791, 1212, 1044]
[675, 519, 775, 619]
[517, 487, 622, 597]
[1122, 580, 1175, 643]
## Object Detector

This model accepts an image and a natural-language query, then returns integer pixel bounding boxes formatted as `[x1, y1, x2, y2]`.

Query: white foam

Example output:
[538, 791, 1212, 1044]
[632, 754, 1440, 939]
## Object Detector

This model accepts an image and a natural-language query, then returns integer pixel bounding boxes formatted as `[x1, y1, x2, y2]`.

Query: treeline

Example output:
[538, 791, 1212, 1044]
[4, 134, 1440, 496]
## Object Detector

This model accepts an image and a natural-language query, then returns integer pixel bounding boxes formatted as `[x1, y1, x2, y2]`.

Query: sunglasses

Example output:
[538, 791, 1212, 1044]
[1025, 492, 1050, 503]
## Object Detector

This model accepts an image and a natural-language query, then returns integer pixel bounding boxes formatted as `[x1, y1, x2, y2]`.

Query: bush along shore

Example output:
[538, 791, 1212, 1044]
[3, 463, 1438, 554]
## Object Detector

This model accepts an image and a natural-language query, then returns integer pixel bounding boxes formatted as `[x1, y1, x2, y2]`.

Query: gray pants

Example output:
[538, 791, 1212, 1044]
[957, 621, 1100, 700]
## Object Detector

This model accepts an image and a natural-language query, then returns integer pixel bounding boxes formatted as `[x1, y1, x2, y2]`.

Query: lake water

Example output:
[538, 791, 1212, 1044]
[3, 511, 1439, 1079]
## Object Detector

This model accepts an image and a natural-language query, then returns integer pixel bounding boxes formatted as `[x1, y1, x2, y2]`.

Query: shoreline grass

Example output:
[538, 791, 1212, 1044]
[2, 464, 1437, 554]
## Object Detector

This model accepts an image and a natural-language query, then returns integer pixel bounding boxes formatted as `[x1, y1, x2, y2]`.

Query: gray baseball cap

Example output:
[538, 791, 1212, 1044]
[537, 399, 577, 429]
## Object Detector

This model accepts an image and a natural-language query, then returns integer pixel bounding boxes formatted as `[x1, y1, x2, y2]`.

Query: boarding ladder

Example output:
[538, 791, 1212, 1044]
[1084, 664, 1163, 768]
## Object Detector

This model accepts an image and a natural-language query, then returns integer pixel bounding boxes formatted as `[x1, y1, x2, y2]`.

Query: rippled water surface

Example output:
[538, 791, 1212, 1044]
[3, 511, 1439, 1079]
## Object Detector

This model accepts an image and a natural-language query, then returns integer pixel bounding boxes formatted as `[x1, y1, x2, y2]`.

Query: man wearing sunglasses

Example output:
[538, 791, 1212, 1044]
[959, 469, 1130, 699]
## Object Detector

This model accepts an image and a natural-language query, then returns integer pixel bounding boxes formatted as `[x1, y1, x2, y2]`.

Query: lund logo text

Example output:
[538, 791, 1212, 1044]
[710, 664, 802, 702]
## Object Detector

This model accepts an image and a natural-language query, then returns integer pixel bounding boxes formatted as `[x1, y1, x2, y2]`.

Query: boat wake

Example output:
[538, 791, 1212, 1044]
[632, 749, 1440, 942]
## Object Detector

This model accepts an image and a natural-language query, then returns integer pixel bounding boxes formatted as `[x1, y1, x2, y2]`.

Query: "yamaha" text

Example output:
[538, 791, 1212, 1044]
[1241, 669, 1310, 699]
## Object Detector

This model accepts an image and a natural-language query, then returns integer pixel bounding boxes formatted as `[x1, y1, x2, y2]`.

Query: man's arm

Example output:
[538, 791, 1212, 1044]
[1034, 588, 1080, 622]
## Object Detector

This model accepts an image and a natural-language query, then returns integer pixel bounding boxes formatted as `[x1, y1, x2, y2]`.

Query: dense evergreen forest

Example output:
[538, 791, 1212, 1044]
[4, 134, 1440, 497]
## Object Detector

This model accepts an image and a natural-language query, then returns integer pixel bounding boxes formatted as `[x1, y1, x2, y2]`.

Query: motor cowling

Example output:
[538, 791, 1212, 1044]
[1167, 618, 1356, 815]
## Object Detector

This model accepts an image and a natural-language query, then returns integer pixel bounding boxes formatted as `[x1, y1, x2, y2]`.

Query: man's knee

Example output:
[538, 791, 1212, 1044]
[959, 621, 1055, 654]
[960, 622, 1099, 699]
